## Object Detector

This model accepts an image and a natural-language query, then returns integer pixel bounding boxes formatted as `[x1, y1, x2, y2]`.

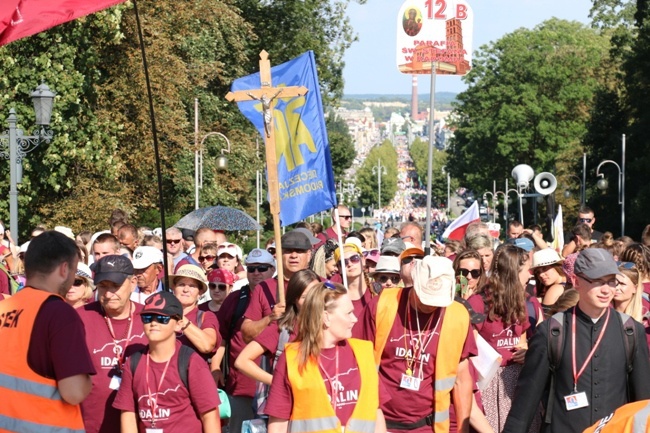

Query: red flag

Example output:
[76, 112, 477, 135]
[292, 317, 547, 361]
[442, 200, 480, 241]
[0, 0, 126, 46]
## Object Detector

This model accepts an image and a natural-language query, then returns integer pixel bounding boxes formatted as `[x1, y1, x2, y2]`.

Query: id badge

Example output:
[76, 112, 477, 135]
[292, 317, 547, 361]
[399, 373, 421, 391]
[108, 375, 122, 390]
[564, 391, 589, 411]
[145, 429, 163, 433]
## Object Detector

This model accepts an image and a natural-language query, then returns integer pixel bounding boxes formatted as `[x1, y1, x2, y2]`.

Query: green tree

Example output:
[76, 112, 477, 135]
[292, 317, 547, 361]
[355, 140, 397, 208]
[409, 139, 455, 205]
[326, 112, 356, 177]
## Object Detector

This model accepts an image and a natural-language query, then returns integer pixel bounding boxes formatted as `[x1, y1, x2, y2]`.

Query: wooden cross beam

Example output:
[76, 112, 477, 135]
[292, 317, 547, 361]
[226, 50, 308, 305]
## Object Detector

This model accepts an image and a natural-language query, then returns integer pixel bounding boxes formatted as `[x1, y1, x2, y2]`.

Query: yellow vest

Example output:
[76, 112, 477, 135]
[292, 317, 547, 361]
[0, 287, 85, 433]
[285, 338, 378, 433]
[374, 287, 470, 433]
[583, 399, 650, 433]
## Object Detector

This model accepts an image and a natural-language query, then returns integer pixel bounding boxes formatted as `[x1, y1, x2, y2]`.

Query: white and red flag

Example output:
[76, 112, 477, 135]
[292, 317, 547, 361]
[0, 0, 125, 46]
[442, 200, 480, 241]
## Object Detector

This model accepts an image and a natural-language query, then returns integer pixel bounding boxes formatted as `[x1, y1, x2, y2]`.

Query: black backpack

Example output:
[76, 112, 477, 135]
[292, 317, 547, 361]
[129, 344, 196, 389]
[544, 310, 636, 424]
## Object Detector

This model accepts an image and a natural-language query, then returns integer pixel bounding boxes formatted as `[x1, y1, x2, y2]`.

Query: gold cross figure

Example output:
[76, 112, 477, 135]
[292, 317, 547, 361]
[226, 50, 308, 303]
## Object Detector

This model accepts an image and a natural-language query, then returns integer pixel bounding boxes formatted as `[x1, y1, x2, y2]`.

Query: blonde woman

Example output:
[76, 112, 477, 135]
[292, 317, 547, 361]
[65, 263, 95, 308]
[613, 261, 644, 322]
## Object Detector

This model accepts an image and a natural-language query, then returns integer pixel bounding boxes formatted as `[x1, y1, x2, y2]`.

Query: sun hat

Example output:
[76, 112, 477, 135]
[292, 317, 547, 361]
[170, 264, 209, 294]
[531, 248, 563, 268]
[411, 256, 455, 307]
[370, 256, 401, 276]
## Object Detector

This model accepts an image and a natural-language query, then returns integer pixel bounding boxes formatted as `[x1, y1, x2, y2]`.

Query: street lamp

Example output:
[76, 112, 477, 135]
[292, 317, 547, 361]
[361, 207, 366, 225]
[195, 131, 231, 209]
[372, 159, 387, 209]
[562, 174, 586, 205]
[482, 192, 497, 223]
[0, 83, 56, 242]
[596, 134, 626, 236]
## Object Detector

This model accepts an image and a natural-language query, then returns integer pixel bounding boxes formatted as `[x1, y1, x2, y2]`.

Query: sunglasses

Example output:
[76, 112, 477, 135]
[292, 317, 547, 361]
[141, 314, 175, 325]
[363, 249, 380, 259]
[247, 265, 271, 273]
[401, 256, 423, 265]
[377, 275, 400, 284]
[208, 283, 229, 291]
[267, 247, 276, 255]
[166, 239, 182, 245]
[73, 278, 85, 286]
[344, 254, 362, 266]
[199, 255, 216, 262]
[579, 218, 593, 223]
[339, 215, 352, 220]
[459, 268, 481, 279]
[617, 261, 637, 270]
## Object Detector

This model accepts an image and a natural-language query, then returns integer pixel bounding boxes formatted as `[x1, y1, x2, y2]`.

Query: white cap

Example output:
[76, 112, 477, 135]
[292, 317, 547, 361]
[411, 256, 455, 307]
[244, 248, 276, 267]
[132, 246, 164, 269]
[217, 242, 243, 260]
[54, 226, 75, 240]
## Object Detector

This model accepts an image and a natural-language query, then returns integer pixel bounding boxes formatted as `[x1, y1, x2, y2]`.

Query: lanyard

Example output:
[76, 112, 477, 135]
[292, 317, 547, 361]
[571, 307, 610, 392]
[403, 294, 437, 377]
[103, 301, 134, 372]
[145, 352, 173, 428]
[318, 345, 340, 412]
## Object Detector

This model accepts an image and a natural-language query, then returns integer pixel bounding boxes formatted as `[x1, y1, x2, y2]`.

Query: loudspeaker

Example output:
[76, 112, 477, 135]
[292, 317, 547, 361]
[511, 164, 535, 189]
[534, 172, 557, 195]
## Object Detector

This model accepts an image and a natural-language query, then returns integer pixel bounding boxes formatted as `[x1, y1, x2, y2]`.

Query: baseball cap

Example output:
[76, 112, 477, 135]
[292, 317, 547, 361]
[245, 248, 276, 267]
[334, 243, 363, 262]
[92, 255, 134, 285]
[208, 268, 235, 286]
[574, 248, 621, 280]
[506, 237, 534, 252]
[381, 237, 406, 256]
[281, 230, 312, 251]
[217, 242, 243, 260]
[170, 264, 209, 294]
[140, 291, 183, 318]
[399, 242, 425, 262]
[294, 228, 320, 246]
[370, 256, 400, 276]
[132, 246, 164, 269]
[411, 256, 455, 307]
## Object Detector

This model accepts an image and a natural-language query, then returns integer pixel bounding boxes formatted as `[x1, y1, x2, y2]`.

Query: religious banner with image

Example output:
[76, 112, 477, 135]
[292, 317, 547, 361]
[396, 0, 473, 75]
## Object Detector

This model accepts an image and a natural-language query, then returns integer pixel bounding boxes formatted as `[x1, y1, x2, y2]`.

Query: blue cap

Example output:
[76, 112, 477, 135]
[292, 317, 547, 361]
[506, 237, 534, 252]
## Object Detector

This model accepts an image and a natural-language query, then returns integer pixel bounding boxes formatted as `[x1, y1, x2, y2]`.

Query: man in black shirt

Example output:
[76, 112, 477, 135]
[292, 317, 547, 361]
[503, 248, 650, 433]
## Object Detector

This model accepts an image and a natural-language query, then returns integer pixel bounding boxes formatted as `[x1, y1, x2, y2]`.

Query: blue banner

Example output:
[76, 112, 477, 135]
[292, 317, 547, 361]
[231, 51, 337, 226]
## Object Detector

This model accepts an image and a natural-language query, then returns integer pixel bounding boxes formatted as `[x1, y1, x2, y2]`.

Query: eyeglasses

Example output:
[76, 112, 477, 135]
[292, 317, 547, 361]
[339, 215, 352, 220]
[344, 254, 361, 266]
[73, 278, 85, 286]
[208, 283, 228, 291]
[579, 218, 593, 223]
[166, 239, 182, 245]
[247, 265, 271, 273]
[578, 274, 619, 288]
[459, 268, 481, 279]
[363, 249, 380, 259]
[141, 314, 174, 325]
[199, 255, 216, 262]
[377, 275, 401, 284]
[401, 256, 423, 265]
[617, 261, 637, 270]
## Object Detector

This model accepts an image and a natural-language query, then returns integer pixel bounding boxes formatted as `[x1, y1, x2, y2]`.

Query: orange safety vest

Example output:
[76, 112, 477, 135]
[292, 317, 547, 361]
[374, 287, 470, 433]
[583, 399, 650, 433]
[0, 287, 85, 433]
[285, 338, 378, 433]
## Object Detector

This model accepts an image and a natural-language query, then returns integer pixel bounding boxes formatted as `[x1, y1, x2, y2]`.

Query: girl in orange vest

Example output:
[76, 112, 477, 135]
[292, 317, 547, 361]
[266, 282, 387, 433]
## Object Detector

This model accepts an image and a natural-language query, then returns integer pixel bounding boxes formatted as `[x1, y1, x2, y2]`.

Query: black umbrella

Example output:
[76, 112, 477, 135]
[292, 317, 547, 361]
[174, 206, 261, 231]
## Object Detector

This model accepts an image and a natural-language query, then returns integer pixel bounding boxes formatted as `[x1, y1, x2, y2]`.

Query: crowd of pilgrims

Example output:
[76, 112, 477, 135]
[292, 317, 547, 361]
[3, 207, 650, 433]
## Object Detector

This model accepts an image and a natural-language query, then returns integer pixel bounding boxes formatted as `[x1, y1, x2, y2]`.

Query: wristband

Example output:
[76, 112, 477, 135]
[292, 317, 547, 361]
[181, 320, 191, 331]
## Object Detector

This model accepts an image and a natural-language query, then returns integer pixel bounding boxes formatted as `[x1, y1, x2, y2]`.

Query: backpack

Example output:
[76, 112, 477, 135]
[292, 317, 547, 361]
[544, 310, 636, 424]
[129, 344, 195, 389]
[222, 285, 252, 379]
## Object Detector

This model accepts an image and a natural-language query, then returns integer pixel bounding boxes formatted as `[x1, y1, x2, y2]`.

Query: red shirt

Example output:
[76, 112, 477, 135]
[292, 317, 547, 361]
[244, 277, 289, 322]
[113, 341, 220, 432]
[351, 288, 373, 339]
[77, 301, 148, 433]
[178, 306, 221, 359]
[314, 226, 346, 249]
[468, 294, 530, 366]
[362, 287, 477, 433]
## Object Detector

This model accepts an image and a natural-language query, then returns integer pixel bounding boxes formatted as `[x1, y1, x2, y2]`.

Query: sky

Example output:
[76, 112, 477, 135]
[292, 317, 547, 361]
[343, 0, 594, 95]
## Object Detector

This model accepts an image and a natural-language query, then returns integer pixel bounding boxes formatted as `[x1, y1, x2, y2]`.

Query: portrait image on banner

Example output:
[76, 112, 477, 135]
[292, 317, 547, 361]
[230, 51, 337, 226]
[396, 0, 473, 75]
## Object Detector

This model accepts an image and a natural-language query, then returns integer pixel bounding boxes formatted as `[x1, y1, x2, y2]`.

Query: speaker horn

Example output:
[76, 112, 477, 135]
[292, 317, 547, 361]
[534, 172, 557, 195]
[511, 164, 535, 189]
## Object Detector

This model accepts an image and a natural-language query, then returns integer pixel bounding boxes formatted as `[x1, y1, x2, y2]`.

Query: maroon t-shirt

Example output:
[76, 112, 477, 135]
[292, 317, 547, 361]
[314, 227, 346, 249]
[351, 288, 373, 339]
[244, 277, 289, 322]
[642, 282, 650, 316]
[265, 340, 361, 425]
[77, 301, 148, 433]
[217, 288, 258, 397]
[467, 294, 529, 366]
[178, 306, 221, 359]
[28, 295, 96, 380]
[362, 287, 477, 433]
[113, 341, 220, 432]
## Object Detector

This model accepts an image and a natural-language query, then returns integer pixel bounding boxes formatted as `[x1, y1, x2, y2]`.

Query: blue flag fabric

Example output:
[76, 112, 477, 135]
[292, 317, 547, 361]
[231, 51, 337, 226]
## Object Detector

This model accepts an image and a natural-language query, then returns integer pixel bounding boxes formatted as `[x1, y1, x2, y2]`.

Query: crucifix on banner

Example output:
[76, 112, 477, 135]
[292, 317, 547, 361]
[226, 50, 308, 305]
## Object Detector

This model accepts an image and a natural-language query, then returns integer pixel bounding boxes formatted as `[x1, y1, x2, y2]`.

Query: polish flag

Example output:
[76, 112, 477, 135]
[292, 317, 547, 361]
[0, 0, 126, 46]
[551, 205, 564, 253]
[442, 200, 480, 241]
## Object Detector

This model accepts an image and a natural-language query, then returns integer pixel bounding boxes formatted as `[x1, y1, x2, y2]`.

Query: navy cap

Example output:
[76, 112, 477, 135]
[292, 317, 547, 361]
[140, 291, 183, 318]
[91, 255, 134, 285]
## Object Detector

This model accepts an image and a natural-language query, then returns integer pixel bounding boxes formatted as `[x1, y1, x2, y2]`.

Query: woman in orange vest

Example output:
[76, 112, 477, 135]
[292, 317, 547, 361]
[265, 281, 387, 433]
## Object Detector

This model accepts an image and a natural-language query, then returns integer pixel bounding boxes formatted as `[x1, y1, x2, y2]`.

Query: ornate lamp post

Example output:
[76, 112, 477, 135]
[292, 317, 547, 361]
[596, 134, 626, 236]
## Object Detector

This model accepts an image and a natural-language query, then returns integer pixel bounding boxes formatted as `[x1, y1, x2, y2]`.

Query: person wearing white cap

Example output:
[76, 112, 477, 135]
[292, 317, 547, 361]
[65, 263, 95, 309]
[130, 246, 164, 304]
[531, 248, 566, 316]
[362, 255, 476, 433]
[370, 256, 402, 290]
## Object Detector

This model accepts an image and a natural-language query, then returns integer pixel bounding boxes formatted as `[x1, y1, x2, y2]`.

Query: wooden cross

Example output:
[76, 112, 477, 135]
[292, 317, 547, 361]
[226, 50, 308, 305]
